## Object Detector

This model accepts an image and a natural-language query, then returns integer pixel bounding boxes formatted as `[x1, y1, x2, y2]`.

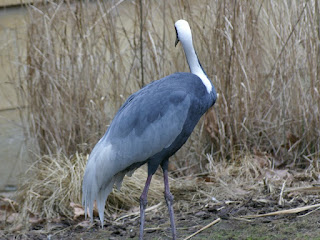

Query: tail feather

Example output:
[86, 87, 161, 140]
[82, 141, 131, 227]
[82, 142, 116, 226]
[82, 165, 98, 222]
[96, 172, 127, 225]
[82, 171, 127, 226]
[96, 178, 115, 226]
[82, 137, 144, 227]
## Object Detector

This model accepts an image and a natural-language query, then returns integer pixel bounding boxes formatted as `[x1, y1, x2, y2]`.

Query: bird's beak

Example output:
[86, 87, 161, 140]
[175, 37, 179, 47]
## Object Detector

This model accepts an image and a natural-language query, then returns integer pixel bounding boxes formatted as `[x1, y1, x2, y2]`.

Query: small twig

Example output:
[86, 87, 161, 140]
[145, 226, 163, 232]
[230, 216, 253, 222]
[139, 0, 144, 87]
[285, 186, 320, 193]
[298, 206, 320, 218]
[114, 202, 162, 222]
[84, 0, 125, 39]
[183, 218, 221, 240]
[241, 203, 320, 219]
[49, 225, 73, 237]
[278, 179, 287, 206]
[266, 0, 309, 78]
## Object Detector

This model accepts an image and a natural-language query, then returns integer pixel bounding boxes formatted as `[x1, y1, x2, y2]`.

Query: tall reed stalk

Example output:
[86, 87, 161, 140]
[18, 0, 320, 171]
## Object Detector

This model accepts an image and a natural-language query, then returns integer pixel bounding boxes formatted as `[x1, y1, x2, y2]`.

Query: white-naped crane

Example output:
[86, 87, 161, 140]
[82, 19, 217, 240]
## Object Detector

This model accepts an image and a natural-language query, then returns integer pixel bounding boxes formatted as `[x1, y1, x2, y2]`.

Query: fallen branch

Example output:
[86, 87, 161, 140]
[114, 202, 162, 222]
[241, 203, 320, 219]
[183, 218, 221, 240]
[285, 186, 320, 193]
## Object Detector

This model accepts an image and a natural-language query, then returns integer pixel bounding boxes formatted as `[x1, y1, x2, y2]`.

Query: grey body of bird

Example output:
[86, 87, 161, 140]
[82, 19, 217, 239]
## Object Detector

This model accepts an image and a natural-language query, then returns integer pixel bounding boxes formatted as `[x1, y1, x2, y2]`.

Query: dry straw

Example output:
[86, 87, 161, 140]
[16, 153, 163, 221]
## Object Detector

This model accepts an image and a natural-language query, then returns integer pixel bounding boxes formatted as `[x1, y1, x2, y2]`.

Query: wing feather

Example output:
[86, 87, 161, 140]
[107, 89, 191, 170]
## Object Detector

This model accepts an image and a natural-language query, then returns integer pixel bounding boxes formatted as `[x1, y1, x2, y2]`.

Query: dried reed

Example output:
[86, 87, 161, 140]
[17, 0, 320, 169]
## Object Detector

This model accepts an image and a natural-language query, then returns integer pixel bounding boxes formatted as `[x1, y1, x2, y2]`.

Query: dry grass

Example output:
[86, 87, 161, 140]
[13, 150, 319, 229]
[17, 153, 85, 222]
[13, 153, 160, 227]
[14, 153, 198, 228]
[17, 0, 320, 168]
[12, 152, 254, 227]
[11, 0, 320, 228]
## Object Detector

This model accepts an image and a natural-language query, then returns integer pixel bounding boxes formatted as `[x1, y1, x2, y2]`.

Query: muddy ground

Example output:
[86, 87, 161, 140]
[2, 195, 320, 240]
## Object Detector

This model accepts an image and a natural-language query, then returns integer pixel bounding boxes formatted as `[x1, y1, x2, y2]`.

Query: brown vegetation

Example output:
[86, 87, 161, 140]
[19, 0, 320, 164]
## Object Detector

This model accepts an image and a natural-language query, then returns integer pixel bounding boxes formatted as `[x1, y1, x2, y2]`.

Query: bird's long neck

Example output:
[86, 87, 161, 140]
[181, 39, 212, 93]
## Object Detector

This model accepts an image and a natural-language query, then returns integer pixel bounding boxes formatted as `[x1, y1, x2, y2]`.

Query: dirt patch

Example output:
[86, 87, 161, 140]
[2, 194, 320, 240]
[1, 155, 320, 240]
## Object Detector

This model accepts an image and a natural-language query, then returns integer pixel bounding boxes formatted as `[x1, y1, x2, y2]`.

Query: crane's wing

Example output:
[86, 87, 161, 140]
[108, 87, 191, 166]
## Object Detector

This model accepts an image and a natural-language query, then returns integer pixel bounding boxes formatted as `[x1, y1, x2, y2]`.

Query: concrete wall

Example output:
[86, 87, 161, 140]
[0, 0, 39, 8]
[0, 6, 30, 191]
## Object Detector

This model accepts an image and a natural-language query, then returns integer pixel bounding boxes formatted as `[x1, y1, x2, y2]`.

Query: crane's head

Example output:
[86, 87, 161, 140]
[174, 19, 192, 47]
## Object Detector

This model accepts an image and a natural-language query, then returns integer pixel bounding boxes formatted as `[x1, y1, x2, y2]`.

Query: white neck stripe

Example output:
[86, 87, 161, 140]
[175, 20, 212, 93]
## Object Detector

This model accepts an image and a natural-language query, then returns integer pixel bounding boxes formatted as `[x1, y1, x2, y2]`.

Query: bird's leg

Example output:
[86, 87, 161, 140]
[139, 174, 153, 240]
[163, 169, 177, 240]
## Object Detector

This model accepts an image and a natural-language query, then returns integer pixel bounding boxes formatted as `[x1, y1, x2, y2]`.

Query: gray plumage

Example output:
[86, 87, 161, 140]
[82, 19, 217, 239]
